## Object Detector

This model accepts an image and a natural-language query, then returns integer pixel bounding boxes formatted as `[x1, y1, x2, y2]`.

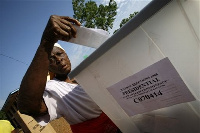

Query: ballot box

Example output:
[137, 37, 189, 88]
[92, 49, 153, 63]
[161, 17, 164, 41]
[69, 0, 200, 133]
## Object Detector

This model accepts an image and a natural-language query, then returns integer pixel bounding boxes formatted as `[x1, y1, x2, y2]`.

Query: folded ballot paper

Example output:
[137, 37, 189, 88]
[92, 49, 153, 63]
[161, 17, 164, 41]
[69, 25, 110, 48]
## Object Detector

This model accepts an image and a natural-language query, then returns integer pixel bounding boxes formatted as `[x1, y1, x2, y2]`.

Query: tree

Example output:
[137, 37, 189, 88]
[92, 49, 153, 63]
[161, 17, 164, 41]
[113, 11, 138, 34]
[0, 111, 8, 120]
[72, 0, 117, 32]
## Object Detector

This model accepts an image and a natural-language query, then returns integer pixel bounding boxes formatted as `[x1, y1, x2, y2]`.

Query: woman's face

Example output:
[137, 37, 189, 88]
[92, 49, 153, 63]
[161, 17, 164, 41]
[48, 46, 71, 75]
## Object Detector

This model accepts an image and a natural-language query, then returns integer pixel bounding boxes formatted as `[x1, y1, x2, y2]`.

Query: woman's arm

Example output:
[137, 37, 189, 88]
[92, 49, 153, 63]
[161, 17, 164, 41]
[17, 15, 81, 116]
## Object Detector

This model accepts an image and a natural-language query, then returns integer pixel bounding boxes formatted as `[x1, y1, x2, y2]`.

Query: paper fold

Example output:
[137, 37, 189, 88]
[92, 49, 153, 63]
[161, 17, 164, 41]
[69, 25, 110, 48]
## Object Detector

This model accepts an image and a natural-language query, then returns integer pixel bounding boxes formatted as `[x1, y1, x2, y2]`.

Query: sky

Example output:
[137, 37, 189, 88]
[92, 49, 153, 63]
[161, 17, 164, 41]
[0, 0, 151, 109]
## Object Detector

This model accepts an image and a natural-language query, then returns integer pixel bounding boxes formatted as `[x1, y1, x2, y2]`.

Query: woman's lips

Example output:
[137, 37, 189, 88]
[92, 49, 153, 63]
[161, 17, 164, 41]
[61, 64, 67, 69]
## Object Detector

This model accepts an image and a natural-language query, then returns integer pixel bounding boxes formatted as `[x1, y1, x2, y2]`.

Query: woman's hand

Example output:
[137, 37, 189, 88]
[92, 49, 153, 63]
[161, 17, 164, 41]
[42, 15, 81, 43]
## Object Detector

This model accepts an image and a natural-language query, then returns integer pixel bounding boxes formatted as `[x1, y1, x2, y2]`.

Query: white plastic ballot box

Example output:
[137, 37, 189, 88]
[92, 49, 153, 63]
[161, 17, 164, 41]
[69, 0, 200, 133]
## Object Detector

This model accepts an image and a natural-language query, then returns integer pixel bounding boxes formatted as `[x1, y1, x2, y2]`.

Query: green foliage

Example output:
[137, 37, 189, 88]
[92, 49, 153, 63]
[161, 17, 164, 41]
[113, 11, 139, 34]
[0, 111, 8, 120]
[72, 0, 117, 31]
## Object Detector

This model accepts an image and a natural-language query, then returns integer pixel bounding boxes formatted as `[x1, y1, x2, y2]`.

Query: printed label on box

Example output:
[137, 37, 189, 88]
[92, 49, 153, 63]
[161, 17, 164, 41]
[107, 57, 195, 116]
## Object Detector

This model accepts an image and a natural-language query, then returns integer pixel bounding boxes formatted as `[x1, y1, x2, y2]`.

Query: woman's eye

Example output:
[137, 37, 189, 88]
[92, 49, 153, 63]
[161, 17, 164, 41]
[49, 57, 55, 63]
[56, 52, 62, 56]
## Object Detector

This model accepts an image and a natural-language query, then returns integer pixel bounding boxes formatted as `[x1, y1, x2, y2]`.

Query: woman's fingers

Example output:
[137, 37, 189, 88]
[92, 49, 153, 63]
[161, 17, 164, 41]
[61, 16, 81, 26]
[54, 20, 72, 41]
[42, 15, 81, 43]
[60, 18, 77, 38]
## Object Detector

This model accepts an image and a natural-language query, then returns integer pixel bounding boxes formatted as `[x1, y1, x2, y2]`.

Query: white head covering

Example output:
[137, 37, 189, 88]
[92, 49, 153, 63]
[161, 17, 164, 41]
[54, 43, 65, 51]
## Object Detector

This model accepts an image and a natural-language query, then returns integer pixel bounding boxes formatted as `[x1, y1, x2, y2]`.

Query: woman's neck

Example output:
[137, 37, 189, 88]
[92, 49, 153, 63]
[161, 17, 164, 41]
[55, 74, 77, 84]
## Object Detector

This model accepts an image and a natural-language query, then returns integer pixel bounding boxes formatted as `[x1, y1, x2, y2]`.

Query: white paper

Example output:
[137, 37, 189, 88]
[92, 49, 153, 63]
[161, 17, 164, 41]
[107, 57, 195, 116]
[69, 25, 110, 48]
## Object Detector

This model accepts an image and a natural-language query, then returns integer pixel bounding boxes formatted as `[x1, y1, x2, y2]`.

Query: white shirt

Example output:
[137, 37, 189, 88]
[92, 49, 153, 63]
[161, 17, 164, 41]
[36, 78, 102, 126]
